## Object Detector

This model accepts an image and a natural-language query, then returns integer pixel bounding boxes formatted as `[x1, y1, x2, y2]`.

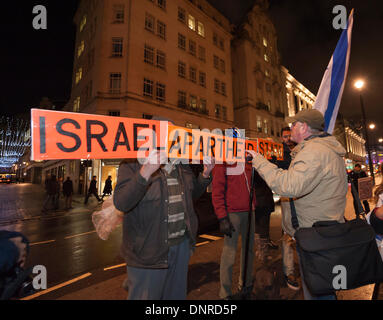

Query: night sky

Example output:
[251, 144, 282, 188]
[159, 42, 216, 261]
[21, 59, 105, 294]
[1, 1, 382, 141]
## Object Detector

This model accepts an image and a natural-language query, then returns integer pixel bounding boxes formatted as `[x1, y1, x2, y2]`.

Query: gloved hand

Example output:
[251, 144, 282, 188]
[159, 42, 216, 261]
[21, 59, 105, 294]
[219, 217, 235, 238]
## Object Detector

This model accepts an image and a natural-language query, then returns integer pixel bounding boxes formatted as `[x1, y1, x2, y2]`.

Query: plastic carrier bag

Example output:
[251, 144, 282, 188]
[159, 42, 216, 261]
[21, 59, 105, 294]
[92, 197, 123, 240]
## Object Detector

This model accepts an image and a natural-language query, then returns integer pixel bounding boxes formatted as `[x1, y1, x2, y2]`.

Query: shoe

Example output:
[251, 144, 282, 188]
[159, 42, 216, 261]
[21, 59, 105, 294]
[266, 239, 279, 250]
[285, 274, 300, 291]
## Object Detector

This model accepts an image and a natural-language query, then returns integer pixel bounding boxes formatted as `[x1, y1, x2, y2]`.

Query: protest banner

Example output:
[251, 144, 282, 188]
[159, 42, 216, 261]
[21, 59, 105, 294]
[358, 176, 373, 201]
[31, 109, 283, 162]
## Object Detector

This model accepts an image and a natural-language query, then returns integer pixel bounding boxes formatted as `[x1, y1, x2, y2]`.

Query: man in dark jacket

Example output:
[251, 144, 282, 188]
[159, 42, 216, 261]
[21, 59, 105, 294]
[63, 177, 74, 209]
[349, 163, 371, 214]
[101, 176, 113, 200]
[84, 176, 102, 204]
[42, 175, 59, 212]
[113, 148, 214, 300]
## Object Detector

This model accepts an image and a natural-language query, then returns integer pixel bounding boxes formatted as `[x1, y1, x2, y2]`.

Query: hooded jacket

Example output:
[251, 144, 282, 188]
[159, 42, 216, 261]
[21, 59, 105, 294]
[252, 134, 348, 236]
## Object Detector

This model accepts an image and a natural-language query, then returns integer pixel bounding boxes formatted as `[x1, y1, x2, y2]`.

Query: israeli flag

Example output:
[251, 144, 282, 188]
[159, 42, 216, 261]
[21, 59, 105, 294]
[313, 9, 354, 134]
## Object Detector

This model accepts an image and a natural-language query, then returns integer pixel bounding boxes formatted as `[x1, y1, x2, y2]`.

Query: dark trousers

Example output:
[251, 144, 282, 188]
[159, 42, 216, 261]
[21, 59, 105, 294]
[352, 197, 370, 215]
[84, 190, 101, 204]
[254, 207, 272, 239]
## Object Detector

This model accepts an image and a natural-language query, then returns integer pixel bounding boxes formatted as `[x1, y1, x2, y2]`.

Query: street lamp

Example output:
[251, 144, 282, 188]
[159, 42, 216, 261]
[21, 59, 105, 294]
[369, 123, 376, 130]
[354, 79, 375, 185]
[379, 138, 383, 143]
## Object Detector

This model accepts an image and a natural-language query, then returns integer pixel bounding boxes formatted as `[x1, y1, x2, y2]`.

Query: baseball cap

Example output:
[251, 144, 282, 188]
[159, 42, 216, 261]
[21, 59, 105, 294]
[285, 109, 325, 131]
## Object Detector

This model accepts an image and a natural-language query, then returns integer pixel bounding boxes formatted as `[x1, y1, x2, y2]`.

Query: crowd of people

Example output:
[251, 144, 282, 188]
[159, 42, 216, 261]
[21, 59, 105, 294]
[111, 110, 383, 301]
[41, 175, 113, 213]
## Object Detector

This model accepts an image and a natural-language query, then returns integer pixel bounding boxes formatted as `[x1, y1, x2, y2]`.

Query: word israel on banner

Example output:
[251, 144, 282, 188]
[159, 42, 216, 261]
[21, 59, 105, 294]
[31, 109, 283, 162]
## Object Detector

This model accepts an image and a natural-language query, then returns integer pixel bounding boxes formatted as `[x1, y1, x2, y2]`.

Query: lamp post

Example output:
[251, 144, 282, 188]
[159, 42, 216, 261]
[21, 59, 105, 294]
[354, 80, 375, 185]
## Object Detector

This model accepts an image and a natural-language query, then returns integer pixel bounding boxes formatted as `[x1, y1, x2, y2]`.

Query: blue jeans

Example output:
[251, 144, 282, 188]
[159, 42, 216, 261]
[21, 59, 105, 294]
[125, 237, 190, 300]
[296, 246, 336, 300]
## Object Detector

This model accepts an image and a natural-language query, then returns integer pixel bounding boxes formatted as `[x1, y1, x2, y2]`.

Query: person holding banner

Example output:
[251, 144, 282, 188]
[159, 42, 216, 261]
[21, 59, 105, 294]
[113, 138, 214, 300]
[246, 109, 348, 300]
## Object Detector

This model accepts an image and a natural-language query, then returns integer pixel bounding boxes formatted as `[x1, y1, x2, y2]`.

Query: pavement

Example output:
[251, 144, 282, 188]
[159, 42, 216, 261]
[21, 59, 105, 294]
[36, 180, 382, 300]
[2, 177, 381, 301]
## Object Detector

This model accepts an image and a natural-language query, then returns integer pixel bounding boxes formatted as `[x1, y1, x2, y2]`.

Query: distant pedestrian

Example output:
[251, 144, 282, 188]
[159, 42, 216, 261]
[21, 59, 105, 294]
[84, 176, 102, 204]
[63, 177, 74, 209]
[101, 176, 113, 200]
[42, 175, 59, 212]
[349, 163, 371, 215]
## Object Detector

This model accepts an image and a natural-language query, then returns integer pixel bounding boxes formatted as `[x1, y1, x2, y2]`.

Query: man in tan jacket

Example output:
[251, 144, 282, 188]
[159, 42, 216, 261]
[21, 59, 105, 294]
[247, 109, 348, 300]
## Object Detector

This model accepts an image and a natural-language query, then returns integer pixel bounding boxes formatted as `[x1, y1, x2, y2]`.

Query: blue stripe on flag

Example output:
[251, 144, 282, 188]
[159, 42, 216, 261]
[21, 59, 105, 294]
[324, 26, 349, 132]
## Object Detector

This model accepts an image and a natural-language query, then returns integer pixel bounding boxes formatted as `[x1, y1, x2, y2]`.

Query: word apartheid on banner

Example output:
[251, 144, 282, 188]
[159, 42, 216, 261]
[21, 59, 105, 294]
[31, 109, 283, 162]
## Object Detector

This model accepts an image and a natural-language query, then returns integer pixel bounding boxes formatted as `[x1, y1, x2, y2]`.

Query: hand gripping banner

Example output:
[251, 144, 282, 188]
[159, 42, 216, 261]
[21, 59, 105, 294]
[31, 109, 283, 162]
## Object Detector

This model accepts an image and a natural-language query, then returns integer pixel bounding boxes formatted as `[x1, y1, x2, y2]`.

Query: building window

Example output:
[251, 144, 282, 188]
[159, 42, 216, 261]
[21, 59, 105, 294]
[77, 40, 85, 58]
[198, 46, 206, 62]
[265, 69, 270, 77]
[178, 61, 186, 78]
[113, 4, 125, 23]
[220, 59, 225, 73]
[190, 95, 197, 110]
[189, 40, 196, 56]
[157, 0, 166, 10]
[199, 72, 206, 87]
[156, 82, 166, 102]
[142, 113, 153, 119]
[144, 44, 154, 64]
[189, 67, 197, 83]
[109, 73, 121, 93]
[263, 37, 268, 47]
[221, 82, 226, 96]
[264, 54, 269, 62]
[143, 78, 154, 97]
[145, 13, 155, 32]
[156, 50, 166, 69]
[200, 98, 207, 112]
[213, 33, 218, 46]
[111, 37, 123, 57]
[213, 55, 219, 69]
[80, 15, 87, 32]
[219, 38, 224, 50]
[214, 79, 220, 93]
[222, 106, 227, 120]
[109, 110, 120, 117]
[257, 116, 262, 132]
[266, 83, 271, 93]
[264, 119, 268, 134]
[178, 7, 186, 23]
[178, 91, 187, 108]
[157, 20, 166, 39]
[73, 97, 80, 112]
[75, 68, 83, 84]
[215, 104, 221, 118]
[178, 33, 186, 50]
[188, 14, 196, 31]
[197, 21, 205, 37]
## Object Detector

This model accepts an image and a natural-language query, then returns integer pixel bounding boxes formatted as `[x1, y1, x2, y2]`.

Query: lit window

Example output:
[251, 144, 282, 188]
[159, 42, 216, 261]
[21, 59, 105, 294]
[75, 68, 83, 84]
[73, 97, 80, 112]
[77, 41, 85, 58]
[109, 73, 121, 93]
[188, 15, 195, 31]
[200, 98, 207, 112]
[263, 37, 268, 47]
[190, 95, 197, 109]
[264, 54, 269, 62]
[80, 15, 87, 32]
[265, 69, 270, 77]
[264, 119, 268, 134]
[197, 21, 205, 37]
[257, 116, 262, 132]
